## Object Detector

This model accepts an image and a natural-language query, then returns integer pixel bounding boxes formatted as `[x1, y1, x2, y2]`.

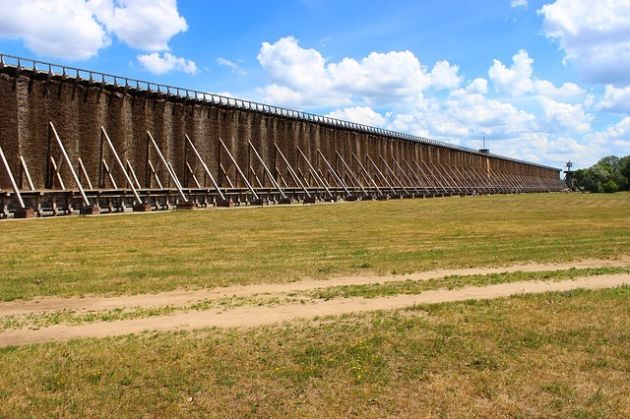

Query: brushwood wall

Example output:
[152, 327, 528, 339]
[0, 68, 561, 191]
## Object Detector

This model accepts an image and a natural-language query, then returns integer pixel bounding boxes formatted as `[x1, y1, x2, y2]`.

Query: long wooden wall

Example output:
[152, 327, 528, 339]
[0, 67, 563, 212]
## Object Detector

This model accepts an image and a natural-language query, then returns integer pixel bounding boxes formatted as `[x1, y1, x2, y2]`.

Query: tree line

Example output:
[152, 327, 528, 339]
[574, 155, 630, 193]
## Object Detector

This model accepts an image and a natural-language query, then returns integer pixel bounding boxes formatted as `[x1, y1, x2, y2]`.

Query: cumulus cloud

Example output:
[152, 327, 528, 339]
[466, 78, 489, 95]
[489, 49, 587, 101]
[445, 88, 537, 136]
[539, 0, 630, 84]
[383, 84, 537, 142]
[327, 107, 387, 127]
[137, 52, 197, 75]
[0, 0, 109, 60]
[534, 80, 585, 101]
[538, 97, 593, 133]
[87, 0, 188, 51]
[0, 0, 194, 74]
[597, 85, 630, 113]
[488, 49, 534, 96]
[430, 61, 462, 90]
[257, 36, 431, 107]
[485, 133, 596, 168]
[253, 36, 626, 168]
[591, 117, 630, 156]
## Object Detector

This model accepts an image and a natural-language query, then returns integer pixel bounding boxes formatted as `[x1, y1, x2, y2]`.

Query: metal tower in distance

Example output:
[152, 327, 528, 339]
[563, 161, 576, 191]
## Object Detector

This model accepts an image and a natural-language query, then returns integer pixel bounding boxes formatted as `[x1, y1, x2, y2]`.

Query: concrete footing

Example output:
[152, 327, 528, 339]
[133, 203, 152, 212]
[250, 198, 264, 206]
[176, 202, 195, 210]
[14, 207, 35, 218]
[81, 205, 100, 215]
[216, 199, 234, 207]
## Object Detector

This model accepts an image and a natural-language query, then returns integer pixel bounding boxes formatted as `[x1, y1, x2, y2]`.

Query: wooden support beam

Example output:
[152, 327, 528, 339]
[218, 138, 259, 200]
[402, 160, 430, 195]
[147, 160, 164, 190]
[218, 163, 235, 189]
[49, 156, 66, 191]
[336, 152, 367, 196]
[126, 159, 142, 190]
[19, 155, 35, 191]
[365, 154, 396, 194]
[273, 143, 311, 198]
[318, 149, 350, 196]
[297, 146, 333, 199]
[392, 158, 421, 195]
[101, 127, 141, 204]
[185, 162, 202, 189]
[184, 134, 225, 201]
[352, 153, 383, 196]
[147, 131, 188, 202]
[77, 158, 94, 190]
[0, 143, 26, 208]
[49, 121, 90, 207]
[101, 158, 118, 190]
[248, 140, 287, 199]
[379, 155, 409, 194]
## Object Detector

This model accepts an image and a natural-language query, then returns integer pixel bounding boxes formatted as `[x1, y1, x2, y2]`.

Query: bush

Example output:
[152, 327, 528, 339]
[602, 180, 619, 193]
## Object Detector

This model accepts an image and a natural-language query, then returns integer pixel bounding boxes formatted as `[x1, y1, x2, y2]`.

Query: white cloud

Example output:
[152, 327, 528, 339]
[446, 88, 536, 136]
[258, 36, 330, 91]
[539, 0, 630, 84]
[465, 78, 489, 94]
[87, 0, 188, 51]
[327, 107, 387, 127]
[597, 85, 630, 113]
[137, 52, 197, 75]
[0, 0, 109, 60]
[0, 0, 193, 74]
[386, 85, 536, 142]
[511, 0, 528, 9]
[430, 60, 462, 90]
[257, 36, 431, 107]
[216, 58, 247, 76]
[485, 133, 594, 168]
[328, 50, 431, 104]
[254, 38, 625, 167]
[488, 49, 534, 96]
[538, 97, 593, 133]
[591, 117, 630, 156]
[534, 80, 585, 100]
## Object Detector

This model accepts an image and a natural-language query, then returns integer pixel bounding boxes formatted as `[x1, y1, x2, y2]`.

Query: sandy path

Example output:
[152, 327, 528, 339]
[0, 274, 627, 347]
[1, 258, 627, 317]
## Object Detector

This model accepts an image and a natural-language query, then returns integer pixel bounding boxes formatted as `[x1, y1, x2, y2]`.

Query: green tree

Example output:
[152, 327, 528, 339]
[573, 154, 630, 192]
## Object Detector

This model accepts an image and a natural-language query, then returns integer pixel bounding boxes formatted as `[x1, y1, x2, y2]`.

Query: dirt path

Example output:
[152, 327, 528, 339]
[0, 274, 627, 347]
[1, 258, 627, 317]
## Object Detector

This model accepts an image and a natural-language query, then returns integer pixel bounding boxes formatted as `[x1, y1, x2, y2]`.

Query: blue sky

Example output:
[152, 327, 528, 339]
[1, 0, 629, 168]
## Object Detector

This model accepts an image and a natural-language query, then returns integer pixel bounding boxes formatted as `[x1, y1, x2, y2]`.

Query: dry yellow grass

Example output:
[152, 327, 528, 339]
[1, 193, 628, 300]
[0, 287, 628, 417]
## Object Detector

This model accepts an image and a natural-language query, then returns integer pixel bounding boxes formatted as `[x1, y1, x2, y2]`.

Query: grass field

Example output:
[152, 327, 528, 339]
[0, 193, 628, 301]
[1, 287, 628, 417]
[0, 193, 629, 417]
